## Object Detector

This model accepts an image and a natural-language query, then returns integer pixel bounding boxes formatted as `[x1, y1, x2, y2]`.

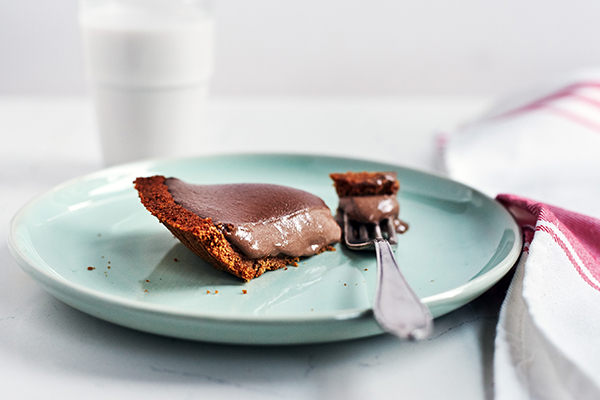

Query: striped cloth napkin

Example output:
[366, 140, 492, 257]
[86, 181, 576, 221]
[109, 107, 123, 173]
[440, 73, 600, 399]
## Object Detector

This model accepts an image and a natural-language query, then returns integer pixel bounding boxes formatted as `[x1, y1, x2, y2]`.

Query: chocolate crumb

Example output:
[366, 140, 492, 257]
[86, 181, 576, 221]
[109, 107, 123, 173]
[87, 266, 95, 271]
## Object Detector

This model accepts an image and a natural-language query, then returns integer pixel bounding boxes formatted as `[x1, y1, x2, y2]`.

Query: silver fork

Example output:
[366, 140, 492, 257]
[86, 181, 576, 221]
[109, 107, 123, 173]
[343, 212, 433, 340]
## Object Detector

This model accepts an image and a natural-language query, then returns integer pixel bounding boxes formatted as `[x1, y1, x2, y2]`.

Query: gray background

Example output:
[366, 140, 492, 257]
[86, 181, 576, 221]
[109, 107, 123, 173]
[2, 0, 599, 96]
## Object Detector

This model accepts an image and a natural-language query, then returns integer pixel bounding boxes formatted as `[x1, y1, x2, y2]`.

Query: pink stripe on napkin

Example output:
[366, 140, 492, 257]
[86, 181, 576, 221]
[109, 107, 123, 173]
[494, 81, 600, 133]
[497, 194, 600, 292]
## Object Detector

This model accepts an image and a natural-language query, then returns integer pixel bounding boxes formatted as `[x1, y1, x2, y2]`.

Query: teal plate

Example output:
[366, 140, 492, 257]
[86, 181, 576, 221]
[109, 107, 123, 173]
[8, 154, 521, 345]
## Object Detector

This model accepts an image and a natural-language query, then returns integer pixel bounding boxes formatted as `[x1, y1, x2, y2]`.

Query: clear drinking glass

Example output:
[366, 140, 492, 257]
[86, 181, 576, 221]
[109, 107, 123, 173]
[79, 0, 215, 166]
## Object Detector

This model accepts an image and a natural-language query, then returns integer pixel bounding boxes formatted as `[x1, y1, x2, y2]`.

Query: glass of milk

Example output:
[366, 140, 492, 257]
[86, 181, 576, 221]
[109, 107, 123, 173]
[79, 0, 215, 166]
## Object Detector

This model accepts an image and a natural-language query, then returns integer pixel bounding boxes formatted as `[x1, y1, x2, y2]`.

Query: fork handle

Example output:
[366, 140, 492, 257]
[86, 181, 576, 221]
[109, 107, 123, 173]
[373, 238, 433, 340]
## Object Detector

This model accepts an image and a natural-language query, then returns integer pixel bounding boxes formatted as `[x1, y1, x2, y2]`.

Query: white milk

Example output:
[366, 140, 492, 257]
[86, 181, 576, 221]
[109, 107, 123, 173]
[79, 1, 215, 165]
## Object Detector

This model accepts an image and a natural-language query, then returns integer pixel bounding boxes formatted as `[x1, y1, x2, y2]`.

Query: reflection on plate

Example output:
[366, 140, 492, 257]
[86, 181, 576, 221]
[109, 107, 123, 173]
[8, 154, 521, 345]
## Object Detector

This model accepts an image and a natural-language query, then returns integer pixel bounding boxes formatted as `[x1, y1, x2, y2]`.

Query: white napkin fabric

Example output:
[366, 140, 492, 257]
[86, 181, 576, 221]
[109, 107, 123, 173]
[439, 73, 600, 400]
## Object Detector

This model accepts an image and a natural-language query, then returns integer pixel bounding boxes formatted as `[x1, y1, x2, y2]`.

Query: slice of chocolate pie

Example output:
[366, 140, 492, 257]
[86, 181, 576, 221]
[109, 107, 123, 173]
[134, 175, 341, 281]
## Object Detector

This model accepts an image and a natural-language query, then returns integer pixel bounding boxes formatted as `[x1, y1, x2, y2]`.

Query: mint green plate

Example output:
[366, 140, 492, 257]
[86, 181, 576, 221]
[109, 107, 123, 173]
[8, 154, 521, 345]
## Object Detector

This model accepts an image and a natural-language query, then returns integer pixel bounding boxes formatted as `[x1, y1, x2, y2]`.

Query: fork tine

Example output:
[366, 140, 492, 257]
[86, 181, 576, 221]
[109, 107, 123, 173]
[373, 222, 383, 239]
[343, 212, 360, 245]
[343, 212, 355, 243]
[385, 218, 398, 245]
[359, 224, 370, 242]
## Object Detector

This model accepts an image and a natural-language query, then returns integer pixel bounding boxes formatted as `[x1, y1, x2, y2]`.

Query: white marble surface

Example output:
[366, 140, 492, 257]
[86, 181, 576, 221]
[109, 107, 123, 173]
[0, 95, 513, 400]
